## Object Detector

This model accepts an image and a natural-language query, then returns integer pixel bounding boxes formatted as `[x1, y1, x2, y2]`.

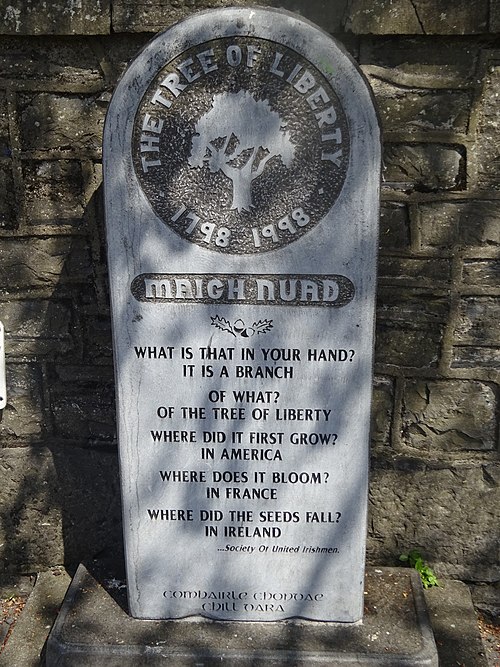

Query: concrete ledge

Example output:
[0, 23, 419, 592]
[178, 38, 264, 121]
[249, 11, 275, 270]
[424, 581, 489, 667]
[45, 565, 438, 666]
[0, 569, 71, 667]
[1, 564, 489, 666]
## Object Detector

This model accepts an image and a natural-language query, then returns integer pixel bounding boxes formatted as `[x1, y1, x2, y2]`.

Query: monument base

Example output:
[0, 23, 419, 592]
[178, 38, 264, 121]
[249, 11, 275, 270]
[46, 564, 438, 666]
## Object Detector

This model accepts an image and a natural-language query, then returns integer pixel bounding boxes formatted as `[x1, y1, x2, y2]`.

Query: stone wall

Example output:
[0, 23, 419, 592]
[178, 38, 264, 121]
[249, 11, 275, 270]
[0, 0, 498, 583]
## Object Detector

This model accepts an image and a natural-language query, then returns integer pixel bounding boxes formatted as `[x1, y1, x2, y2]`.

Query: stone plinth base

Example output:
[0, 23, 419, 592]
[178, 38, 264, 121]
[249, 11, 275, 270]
[46, 565, 438, 666]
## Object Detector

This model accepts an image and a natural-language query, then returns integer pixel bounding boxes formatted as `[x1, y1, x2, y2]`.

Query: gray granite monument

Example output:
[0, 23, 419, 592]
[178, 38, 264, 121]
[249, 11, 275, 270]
[103, 7, 380, 622]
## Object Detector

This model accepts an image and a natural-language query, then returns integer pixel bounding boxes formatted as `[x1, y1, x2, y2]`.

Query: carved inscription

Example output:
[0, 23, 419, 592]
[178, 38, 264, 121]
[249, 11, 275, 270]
[133, 37, 350, 253]
[104, 8, 380, 622]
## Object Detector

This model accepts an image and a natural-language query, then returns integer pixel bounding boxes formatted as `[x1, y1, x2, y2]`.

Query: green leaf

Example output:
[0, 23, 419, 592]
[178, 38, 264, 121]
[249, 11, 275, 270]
[399, 549, 439, 589]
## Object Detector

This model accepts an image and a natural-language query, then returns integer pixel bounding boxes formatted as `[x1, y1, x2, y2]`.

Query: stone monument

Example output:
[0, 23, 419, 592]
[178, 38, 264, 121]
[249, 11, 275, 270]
[103, 7, 380, 622]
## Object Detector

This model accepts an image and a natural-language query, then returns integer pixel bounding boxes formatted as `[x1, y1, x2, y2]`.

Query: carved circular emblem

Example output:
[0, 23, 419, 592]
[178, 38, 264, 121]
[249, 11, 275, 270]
[133, 37, 349, 254]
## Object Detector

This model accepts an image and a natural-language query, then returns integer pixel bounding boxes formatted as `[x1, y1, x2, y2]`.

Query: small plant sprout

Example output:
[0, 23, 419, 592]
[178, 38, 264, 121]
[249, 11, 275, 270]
[399, 549, 440, 589]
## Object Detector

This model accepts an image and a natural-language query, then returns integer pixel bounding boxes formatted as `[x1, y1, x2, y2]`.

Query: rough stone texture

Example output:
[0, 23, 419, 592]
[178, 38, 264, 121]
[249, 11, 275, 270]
[492, 2, 500, 33]
[454, 297, 500, 347]
[418, 201, 500, 249]
[0, 163, 15, 229]
[451, 298, 500, 368]
[373, 87, 470, 134]
[360, 38, 480, 88]
[375, 288, 449, 368]
[375, 325, 443, 369]
[0, 90, 9, 152]
[452, 346, 500, 370]
[0, 37, 105, 91]
[18, 93, 105, 154]
[370, 377, 393, 447]
[345, 0, 489, 35]
[383, 143, 465, 191]
[112, 0, 349, 33]
[401, 379, 497, 452]
[2, 300, 74, 358]
[462, 259, 500, 287]
[0, 1, 111, 35]
[0, 237, 93, 290]
[0, 447, 121, 573]
[0, 364, 45, 441]
[0, 3, 497, 585]
[80, 312, 113, 364]
[379, 202, 410, 250]
[378, 257, 451, 285]
[367, 464, 499, 581]
[22, 161, 85, 224]
[475, 63, 500, 191]
[50, 366, 115, 444]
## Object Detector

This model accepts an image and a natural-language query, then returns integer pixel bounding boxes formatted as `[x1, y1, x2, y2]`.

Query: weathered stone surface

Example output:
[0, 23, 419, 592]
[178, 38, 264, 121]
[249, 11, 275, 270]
[379, 202, 410, 250]
[0, 37, 105, 89]
[452, 294, 500, 368]
[376, 288, 449, 368]
[377, 285, 449, 322]
[92, 33, 150, 83]
[0, 364, 45, 441]
[51, 366, 115, 443]
[452, 346, 500, 370]
[418, 201, 500, 249]
[81, 306, 113, 363]
[18, 93, 105, 153]
[22, 161, 85, 224]
[0, 90, 9, 154]
[365, 66, 472, 134]
[1, 300, 73, 358]
[360, 38, 479, 88]
[265, 0, 349, 33]
[462, 259, 500, 287]
[454, 296, 500, 346]
[345, 0, 488, 35]
[371, 377, 394, 447]
[384, 144, 464, 191]
[0, 163, 15, 229]
[112, 0, 247, 32]
[367, 463, 500, 581]
[378, 257, 451, 285]
[112, 0, 349, 33]
[491, 2, 500, 32]
[401, 379, 496, 452]
[452, 298, 500, 367]
[375, 325, 443, 368]
[0, 1, 110, 36]
[476, 64, 500, 191]
[368, 81, 470, 133]
[0, 237, 92, 290]
[0, 447, 121, 573]
[470, 581, 500, 624]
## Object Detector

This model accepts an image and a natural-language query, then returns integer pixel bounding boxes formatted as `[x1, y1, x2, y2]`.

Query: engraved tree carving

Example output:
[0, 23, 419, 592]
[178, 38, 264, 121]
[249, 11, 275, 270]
[188, 90, 294, 212]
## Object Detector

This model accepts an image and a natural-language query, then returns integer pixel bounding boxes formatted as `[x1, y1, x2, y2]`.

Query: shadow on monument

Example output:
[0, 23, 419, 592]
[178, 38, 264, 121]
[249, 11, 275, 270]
[0, 140, 494, 667]
[0, 29, 496, 666]
[0, 157, 491, 664]
[83, 61, 380, 636]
